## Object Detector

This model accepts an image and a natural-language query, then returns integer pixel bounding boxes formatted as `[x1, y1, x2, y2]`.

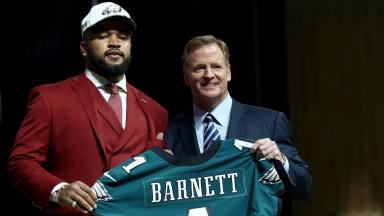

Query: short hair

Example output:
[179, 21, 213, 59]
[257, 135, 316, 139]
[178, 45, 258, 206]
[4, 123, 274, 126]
[181, 35, 230, 74]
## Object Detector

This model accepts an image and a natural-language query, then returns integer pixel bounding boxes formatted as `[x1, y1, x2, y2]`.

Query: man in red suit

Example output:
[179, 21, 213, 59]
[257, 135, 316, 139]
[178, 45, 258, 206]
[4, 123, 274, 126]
[7, 2, 168, 215]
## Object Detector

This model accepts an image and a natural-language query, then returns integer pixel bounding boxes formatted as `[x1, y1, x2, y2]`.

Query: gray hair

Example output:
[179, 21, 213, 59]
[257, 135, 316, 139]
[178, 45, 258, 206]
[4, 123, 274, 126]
[181, 35, 230, 74]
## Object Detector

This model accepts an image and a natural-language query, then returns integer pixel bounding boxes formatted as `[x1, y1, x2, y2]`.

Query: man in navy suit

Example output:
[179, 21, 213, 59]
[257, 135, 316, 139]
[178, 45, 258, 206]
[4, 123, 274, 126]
[165, 35, 311, 215]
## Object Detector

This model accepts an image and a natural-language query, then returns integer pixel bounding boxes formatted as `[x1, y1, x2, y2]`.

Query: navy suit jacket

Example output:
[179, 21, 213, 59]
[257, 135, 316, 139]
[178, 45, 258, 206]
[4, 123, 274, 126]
[165, 99, 311, 214]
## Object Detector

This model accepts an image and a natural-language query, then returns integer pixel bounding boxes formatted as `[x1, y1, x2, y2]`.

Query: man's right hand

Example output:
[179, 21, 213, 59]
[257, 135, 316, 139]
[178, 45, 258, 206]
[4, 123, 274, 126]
[57, 181, 97, 214]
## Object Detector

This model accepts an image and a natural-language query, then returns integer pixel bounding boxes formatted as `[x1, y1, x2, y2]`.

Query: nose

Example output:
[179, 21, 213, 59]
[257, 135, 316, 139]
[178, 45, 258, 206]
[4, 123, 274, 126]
[203, 67, 215, 78]
[108, 34, 121, 47]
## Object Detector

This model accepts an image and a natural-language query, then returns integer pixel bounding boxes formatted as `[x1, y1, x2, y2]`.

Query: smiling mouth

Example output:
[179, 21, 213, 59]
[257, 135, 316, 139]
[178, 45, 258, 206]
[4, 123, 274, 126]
[203, 83, 217, 87]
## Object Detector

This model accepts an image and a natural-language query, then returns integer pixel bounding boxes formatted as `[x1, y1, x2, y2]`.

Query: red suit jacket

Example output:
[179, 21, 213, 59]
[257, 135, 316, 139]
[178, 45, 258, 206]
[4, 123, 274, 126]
[7, 73, 168, 215]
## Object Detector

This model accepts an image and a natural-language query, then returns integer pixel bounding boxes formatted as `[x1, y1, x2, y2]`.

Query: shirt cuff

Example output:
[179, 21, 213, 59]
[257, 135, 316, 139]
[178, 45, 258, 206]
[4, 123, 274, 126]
[49, 182, 68, 203]
[282, 154, 290, 173]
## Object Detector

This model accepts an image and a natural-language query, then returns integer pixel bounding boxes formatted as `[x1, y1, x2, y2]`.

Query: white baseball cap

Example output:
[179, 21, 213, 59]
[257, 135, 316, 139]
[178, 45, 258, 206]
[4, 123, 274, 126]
[81, 2, 137, 37]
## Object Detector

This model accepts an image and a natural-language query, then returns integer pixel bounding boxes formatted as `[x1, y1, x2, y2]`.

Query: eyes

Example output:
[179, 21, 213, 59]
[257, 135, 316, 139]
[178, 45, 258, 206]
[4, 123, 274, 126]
[192, 64, 224, 73]
[97, 32, 131, 41]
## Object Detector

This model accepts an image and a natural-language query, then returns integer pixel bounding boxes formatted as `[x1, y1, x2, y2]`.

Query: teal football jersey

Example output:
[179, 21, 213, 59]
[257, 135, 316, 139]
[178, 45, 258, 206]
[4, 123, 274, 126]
[92, 139, 284, 216]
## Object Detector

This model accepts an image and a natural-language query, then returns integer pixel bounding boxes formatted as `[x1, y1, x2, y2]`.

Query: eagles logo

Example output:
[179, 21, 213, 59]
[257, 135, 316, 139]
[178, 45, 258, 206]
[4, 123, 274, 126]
[258, 161, 281, 184]
[102, 5, 122, 16]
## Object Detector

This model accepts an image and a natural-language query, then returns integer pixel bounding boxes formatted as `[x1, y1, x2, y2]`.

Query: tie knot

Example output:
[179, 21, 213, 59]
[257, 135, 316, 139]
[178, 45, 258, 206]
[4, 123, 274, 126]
[106, 84, 119, 95]
[202, 113, 220, 151]
[203, 113, 215, 124]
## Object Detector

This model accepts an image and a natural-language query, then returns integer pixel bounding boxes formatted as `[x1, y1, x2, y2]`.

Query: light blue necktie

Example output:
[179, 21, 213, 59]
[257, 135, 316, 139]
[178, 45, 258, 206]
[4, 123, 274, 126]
[203, 113, 221, 151]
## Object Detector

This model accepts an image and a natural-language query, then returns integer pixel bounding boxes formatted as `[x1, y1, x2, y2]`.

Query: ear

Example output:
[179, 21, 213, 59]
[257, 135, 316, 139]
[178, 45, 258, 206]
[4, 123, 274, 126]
[79, 41, 88, 57]
[183, 72, 190, 86]
[227, 64, 231, 82]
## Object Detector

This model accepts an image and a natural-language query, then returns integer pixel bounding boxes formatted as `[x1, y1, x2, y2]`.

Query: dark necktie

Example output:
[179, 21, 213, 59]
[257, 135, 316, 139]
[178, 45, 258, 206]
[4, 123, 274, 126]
[203, 113, 221, 151]
[106, 84, 122, 124]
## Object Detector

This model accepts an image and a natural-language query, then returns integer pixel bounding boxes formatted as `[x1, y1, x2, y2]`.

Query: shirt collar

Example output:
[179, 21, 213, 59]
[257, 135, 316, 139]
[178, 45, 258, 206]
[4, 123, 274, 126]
[85, 68, 127, 93]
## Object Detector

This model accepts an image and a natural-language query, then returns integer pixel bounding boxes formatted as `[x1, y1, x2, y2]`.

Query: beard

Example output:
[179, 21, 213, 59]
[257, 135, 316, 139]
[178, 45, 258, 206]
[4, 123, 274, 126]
[87, 51, 131, 78]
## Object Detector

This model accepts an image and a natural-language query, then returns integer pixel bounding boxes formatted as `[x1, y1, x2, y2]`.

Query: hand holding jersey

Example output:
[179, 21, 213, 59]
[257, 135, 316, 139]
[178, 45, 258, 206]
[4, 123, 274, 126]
[251, 138, 287, 165]
[56, 181, 97, 214]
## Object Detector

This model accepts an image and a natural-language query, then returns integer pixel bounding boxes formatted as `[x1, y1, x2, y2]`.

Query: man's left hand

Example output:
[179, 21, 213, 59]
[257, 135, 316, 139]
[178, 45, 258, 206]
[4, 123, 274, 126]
[251, 138, 284, 164]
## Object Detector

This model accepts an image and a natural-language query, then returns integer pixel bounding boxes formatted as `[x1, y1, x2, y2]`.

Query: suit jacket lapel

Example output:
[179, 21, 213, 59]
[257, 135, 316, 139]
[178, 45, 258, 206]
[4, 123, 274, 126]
[97, 105, 123, 135]
[72, 74, 123, 164]
[71, 74, 109, 162]
[227, 99, 247, 138]
[181, 109, 200, 155]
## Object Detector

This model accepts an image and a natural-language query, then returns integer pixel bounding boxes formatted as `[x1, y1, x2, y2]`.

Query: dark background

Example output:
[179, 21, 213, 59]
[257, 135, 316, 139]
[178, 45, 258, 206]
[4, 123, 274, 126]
[1, 0, 287, 214]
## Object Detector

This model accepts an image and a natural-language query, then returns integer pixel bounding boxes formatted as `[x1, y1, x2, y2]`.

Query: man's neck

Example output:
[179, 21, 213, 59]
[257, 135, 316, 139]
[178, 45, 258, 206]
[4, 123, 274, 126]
[194, 92, 229, 112]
